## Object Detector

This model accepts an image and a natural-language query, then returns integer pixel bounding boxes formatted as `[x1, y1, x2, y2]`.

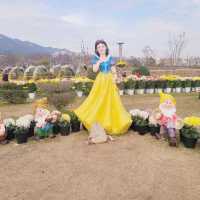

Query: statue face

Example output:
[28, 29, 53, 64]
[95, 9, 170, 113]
[97, 43, 107, 56]
[163, 99, 174, 109]
[159, 100, 176, 117]
[35, 108, 50, 118]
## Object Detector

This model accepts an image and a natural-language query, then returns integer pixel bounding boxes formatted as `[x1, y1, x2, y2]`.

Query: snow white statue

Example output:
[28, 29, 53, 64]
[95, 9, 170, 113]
[74, 40, 132, 136]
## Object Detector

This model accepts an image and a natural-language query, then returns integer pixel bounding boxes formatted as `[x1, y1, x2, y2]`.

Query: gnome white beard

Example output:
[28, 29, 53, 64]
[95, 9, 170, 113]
[159, 104, 176, 117]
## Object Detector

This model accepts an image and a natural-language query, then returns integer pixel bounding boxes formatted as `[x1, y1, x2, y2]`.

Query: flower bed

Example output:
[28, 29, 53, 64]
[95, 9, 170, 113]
[2, 75, 200, 98]
[117, 75, 200, 95]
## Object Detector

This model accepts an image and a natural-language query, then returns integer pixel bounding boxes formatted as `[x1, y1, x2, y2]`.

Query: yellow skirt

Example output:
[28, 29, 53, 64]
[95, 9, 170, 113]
[74, 72, 132, 135]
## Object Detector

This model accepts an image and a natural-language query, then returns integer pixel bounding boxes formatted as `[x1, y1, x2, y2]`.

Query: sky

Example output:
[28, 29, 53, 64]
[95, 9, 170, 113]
[0, 0, 200, 57]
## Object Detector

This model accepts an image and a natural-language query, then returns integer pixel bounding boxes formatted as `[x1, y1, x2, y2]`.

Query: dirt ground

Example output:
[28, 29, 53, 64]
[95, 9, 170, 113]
[0, 93, 200, 200]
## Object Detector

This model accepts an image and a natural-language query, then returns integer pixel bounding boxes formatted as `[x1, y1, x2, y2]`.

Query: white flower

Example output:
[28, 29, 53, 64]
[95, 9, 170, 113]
[140, 111, 149, 120]
[149, 115, 158, 125]
[129, 109, 149, 119]
[129, 109, 141, 116]
[16, 116, 32, 128]
[3, 118, 15, 127]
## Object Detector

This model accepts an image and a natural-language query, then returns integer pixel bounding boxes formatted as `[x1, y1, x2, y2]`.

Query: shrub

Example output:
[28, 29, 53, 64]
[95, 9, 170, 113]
[195, 80, 200, 87]
[136, 80, 146, 89]
[117, 81, 125, 90]
[165, 80, 174, 88]
[48, 92, 75, 111]
[155, 80, 164, 89]
[126, 79, 136, 89]
[87, 67, 97, 80]
[174, 80, 182, 88]
[180, 125, 200, 139]
[82, 82, 93, 95]
[145, 80, 155, 89]
[0, 89, 28, 104]
[182, 79, 192, 88]
[22, 83, 37, 93]
[37, 81, 76, 110]
[132, 66, 150, 76]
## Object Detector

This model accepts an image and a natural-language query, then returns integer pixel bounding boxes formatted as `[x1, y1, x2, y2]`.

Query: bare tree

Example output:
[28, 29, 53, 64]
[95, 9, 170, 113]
[142, 46, 156, 66]
[168, 32, 186, 66]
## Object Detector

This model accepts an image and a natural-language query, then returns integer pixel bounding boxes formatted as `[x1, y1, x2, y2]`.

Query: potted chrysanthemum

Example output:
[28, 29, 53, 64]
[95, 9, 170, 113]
[174, 80, 182, 93]
[164, 80, 174, 93]
[117, 80, 125, 95]
[3, 118, 16, 140]
[126, 78, 136, 95]
[155, 80, 163, 93]
[195, 80, 200, 92]
[74, 82, 83, 97]
[136, 80, 146, 95]
[182, 79, 192, 93]
[180, 117, 200, 148]
[66, 111, 80, 132]
[148, 112, 161, 137]
[129, 109, 149, 134]
[145, 81, 155, 94]
[135, 117, 149, 135]
[59, 114, 71, 136]
[26, 83, 37, 100]
[21, 114, 35, 137]
[15, 116, 32, 144]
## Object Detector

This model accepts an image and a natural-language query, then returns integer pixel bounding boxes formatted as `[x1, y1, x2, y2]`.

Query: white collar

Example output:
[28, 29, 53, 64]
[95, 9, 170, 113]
[95, 54, 111, 62]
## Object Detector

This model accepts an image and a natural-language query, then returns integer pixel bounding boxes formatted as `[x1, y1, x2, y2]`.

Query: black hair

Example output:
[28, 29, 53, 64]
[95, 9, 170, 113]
[95, 40, 109, 56]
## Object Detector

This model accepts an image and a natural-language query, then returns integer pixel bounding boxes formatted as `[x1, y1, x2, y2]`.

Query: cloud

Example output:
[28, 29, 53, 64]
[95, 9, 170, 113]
[0, 0, 199, 57]
[60, 14, 87, 26]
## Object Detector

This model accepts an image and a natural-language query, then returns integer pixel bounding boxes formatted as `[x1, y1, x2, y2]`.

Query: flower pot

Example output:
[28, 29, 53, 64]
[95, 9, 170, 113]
[76, 91, 83, 97]
[127, 89, 134, 95]
[155, 88, 162, 93]
[164, 88, 171, 93]
[195, 87, 200, 93]
[71, 121, 80, 132]
[60, 124, 70, 136]
[15, 129, 28, 144]
[149, 126, 160, 136]
[53, 123, 60, 135]
[191, 88, 196, 92]
[175, 87, 182, 93]
[5, 126, 16, 140]
[124, 89, 129, 95]
[181, 134, 198, 148]
[146, 88, 154, 94]
[172, 88, 176, 93]
[137, 125, 149, 135]
[119, 90, 124, 96]
[131, 122, 137, 131]
[28, 121, 36, 137]
[136, 89, 145, 95]
[184, 87, 191, 93]
[28, 92, 36, 100]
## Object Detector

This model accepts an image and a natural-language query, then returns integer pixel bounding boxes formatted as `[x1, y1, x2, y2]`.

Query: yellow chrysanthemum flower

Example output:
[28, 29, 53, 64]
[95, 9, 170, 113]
[184, 116, 200, 127]
[71, 76, 94, 83]
[61, 114, 71, 122]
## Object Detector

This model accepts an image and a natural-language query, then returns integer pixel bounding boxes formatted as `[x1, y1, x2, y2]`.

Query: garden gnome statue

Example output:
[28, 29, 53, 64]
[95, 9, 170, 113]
[34, 98, 53, 139]
[158, 92, 183, 146]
